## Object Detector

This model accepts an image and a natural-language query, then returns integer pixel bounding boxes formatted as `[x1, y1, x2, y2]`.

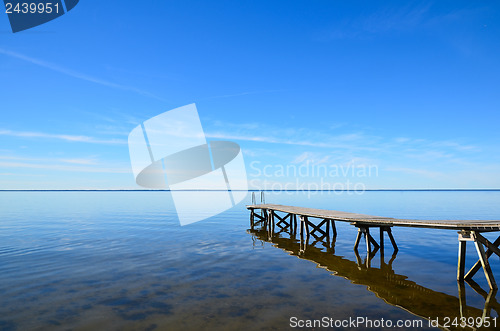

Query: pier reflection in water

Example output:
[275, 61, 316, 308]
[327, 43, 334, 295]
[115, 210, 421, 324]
[248, 215, 500, 330]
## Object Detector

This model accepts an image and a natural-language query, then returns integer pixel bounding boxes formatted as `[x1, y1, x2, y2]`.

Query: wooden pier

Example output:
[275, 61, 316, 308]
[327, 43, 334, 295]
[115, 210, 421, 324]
[247, 203, 500, 290]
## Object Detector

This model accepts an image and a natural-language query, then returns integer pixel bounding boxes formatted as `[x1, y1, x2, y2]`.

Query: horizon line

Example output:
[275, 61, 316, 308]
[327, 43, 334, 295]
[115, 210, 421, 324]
[1, 189, 500, 192]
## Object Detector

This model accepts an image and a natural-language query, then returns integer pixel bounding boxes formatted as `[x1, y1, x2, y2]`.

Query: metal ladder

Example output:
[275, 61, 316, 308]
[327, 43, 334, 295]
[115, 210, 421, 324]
[251, 191, 265, 204]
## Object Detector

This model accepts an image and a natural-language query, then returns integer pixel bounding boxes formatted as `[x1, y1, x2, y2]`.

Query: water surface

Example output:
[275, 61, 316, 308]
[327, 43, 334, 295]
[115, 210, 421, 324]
[1, 191, 499, 330]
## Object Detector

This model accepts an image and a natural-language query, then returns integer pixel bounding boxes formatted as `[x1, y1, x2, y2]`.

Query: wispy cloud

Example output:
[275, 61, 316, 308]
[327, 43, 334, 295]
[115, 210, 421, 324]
[205, 129, 380, 151]
[59, 158, 98, 165]
[0, 48, 167, 101]
[0, 155, 98, 164]
[317, 3, 449, 40]
[0, 129, 126, 144]
[385, 167, 447, 179]
[206, 118, 493, 182]
[291, 152, 332, 165]
[0, 172, 47, 177]
[0, 160, 130, 174]
[205, 89, 285, 99]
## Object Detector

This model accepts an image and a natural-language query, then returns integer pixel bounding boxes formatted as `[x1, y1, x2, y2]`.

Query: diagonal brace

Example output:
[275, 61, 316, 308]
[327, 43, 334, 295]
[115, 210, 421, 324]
[465, 234, 500, 282]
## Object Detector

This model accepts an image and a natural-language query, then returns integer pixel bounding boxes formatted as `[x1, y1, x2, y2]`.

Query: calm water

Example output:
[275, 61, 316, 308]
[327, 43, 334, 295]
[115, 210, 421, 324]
[1, 191, 500, 330]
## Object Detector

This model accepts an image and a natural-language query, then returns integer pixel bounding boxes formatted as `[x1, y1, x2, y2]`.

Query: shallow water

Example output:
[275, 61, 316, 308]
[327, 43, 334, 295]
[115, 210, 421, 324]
[1, 191, 500, 330]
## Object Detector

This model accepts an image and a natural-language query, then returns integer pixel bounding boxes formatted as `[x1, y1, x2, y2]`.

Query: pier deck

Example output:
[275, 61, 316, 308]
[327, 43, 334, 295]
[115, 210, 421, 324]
[247, 203, 500, 289]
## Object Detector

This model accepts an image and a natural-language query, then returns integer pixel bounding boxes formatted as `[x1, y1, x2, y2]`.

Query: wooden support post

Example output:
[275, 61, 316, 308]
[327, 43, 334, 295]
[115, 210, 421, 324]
[250, 209, 254, 228]
[290, 214, 296, 237]
[483, 288, 497, 320]
[388, 252, 397, 268]
[365, 227, 371, 254]
[379, 227, 385, 249]
[354, 228, 362, 251]
[354, 248, 362, 267]
[300, 215, 305, 237]
[304, 216, 310, 236]
[267, 210, 273, 236]
[326, 219, 330, 239]
[458, 240, 467, 281]
[457, 281, 466, 318]
[304, 233, 310, 252]
[331, 220, 337, 237]
[379, 227, 385, 259]
[457, 231, 472, 281]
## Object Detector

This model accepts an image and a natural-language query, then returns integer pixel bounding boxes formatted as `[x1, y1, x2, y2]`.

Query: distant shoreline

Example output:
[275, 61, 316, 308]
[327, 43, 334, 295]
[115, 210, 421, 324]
[1, 189, 500, 192]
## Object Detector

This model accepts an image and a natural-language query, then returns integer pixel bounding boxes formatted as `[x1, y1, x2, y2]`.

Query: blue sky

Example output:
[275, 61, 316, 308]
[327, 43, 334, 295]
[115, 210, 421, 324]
[1, 0, 499, 189]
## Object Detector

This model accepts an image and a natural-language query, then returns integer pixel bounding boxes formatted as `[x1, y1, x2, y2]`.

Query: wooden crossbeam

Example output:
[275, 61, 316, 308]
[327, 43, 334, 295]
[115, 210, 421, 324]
[274, 212, 291, 223]
[307, 219, 327, 237]
[464, 234, 500, 281]
[386, 228, 398, 252]
[309, 233, 329, 247]
[476, 233, 500, 258]
[275, 213, 292, 229]
[473, 232, 497, 289]
[458, 231, 500, 290]
[276, 219, 291, 231]
[309, 228, 327, 242]
[253, 212, 266, 221]
[250, 210, 267, 228]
